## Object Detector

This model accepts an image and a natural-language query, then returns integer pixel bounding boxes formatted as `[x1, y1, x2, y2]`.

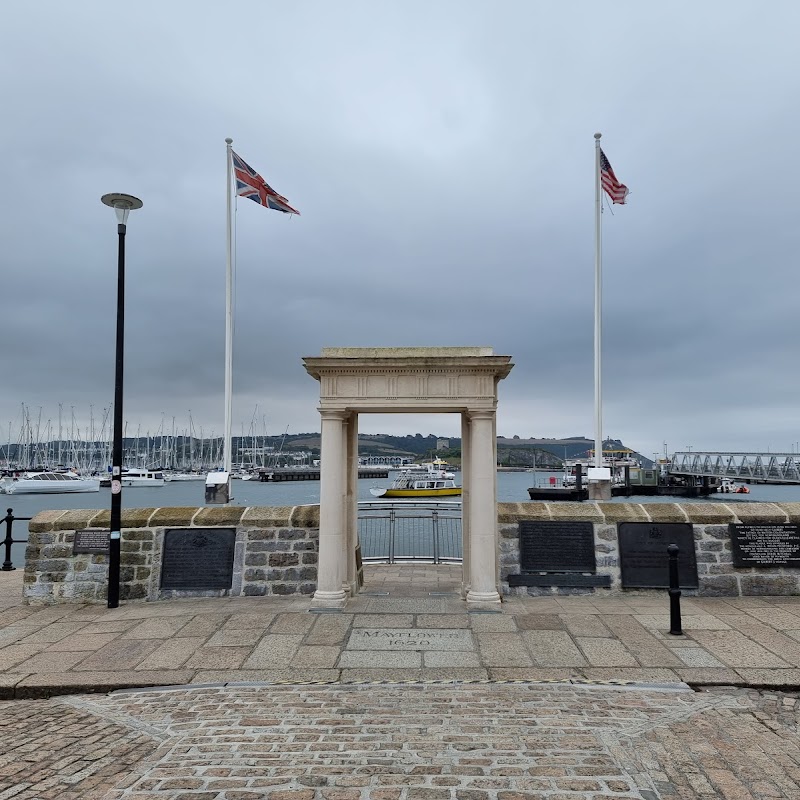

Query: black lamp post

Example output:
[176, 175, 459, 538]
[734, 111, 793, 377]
[101, 193, 143, 609]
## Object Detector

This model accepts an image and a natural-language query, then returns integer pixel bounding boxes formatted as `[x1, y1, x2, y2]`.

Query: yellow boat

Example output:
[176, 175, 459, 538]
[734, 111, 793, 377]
[369, 469, 461, 498]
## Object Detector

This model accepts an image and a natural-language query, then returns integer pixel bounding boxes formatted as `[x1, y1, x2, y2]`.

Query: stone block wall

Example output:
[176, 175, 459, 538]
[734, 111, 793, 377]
[24, 505, 320, 604]
[496, 501, 800, 597]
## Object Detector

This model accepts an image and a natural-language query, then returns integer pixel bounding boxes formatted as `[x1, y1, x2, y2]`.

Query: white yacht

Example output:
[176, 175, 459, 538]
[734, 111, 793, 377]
[121, 468, 166, 487]
[1, 471, 100, 494]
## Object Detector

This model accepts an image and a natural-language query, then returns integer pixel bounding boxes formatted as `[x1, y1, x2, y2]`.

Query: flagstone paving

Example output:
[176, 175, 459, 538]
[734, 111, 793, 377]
[2, 566, 800, 696]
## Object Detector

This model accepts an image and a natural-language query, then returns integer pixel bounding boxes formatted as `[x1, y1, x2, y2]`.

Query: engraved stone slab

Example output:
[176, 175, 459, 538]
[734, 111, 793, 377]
[729, 523, 800, 567]
[161, 528, 236, 590]
[519, 520, 596, 573]
[73, 529, 110, 555]
[347, 628, 474, 651]
[618, 522, 698, 589]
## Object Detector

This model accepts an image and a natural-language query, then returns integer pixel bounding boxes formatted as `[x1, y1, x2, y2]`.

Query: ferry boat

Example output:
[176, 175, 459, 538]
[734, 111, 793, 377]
[0, 471, 100, 494]
[369, 467, 461, 498]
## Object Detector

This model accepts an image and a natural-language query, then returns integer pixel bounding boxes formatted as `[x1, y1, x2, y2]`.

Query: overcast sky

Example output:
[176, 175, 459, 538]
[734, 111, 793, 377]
[2, 0, 799, 460]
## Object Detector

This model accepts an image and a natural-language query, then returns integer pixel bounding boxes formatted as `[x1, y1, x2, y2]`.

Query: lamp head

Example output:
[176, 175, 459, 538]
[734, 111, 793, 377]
[101, 193, 143, 225]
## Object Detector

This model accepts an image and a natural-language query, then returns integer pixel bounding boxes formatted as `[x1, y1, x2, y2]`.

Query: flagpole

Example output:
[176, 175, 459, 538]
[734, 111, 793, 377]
[224, 137, 234, 476]
[593, 132, 603, 470]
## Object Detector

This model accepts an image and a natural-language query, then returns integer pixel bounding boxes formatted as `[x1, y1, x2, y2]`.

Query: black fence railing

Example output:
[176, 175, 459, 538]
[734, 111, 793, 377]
[358, 501, 462, 563]
[2, 508, 32, 571]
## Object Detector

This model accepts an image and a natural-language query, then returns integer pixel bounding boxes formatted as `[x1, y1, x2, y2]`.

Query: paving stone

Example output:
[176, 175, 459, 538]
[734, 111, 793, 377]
[352, 614, 415, 628]
[135, 637, 207, 670]
[184, 645, 251, 669]
[514, 614, 565, 631]
[561, 614, 612, 637]
[305, 614, 354, 645]
[674, 668, 743, 684]
[45, 632, 122, 651]
[365, 598, 449, 614]
[71, 638, 163, 671]
[634, 614, 731, 631]
[575, 637, 639, 667]
[270, 612, 315, 634]
[578, 667, 682, 683]
[221, 611, 278, 631]
[734, 668, 800, 685]
[293, 645, 341, 668]
[468, 614, 518, 632]
[348, 628, 473, 652]
[205, 628, 263, 647]
[691, 630, 792, 668]
[242, 634, 304, 668]
[476, 633, 533, 667]
[121, 617, 192, 640]
[175, 613, 229, 638]
[671, 647, 727, 668]
[338, 650, 422, 668]
[423, 651, 482, 668]
[521, 630, 586, 667]
[416, 614, 471, 629]
[11, 649, 95, 673]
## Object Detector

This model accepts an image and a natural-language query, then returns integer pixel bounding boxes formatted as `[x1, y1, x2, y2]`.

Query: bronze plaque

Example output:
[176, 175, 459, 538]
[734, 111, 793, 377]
[729, 524, 800, 567]
[519, 520, 596, 573]
[73, 529, 110, 555]
[161, 528, 236, 590]
[618, 522, 698, 589]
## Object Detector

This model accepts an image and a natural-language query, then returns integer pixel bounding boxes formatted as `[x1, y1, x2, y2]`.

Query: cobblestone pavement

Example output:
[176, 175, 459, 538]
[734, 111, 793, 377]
[0, 682, 799, 799]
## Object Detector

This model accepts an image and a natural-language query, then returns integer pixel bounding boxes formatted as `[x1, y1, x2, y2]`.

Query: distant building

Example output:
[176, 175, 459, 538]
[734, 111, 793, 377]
[436, 438, 450, 451]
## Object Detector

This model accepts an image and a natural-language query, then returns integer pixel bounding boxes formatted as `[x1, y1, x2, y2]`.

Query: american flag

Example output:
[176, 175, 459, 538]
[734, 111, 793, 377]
[232, 151, 300, 215]
[599, 148, 628, 205]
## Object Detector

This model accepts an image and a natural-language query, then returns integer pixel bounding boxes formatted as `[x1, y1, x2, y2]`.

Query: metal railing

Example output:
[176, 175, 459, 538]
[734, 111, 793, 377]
[358, 500, 462, 564]
[670, 452, 800, 484]
[2, 508, 31, 571]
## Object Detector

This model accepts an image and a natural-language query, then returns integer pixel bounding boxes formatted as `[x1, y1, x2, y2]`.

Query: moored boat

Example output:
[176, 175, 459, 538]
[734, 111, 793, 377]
[121, 468, 166, 487]
[369, 468, 461, 498]
[1, 471, 100, 494]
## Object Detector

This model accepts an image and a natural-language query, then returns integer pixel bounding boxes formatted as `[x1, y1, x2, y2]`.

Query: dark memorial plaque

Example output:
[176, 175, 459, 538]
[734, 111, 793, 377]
[729, 524, 800, 567]
[161, 528, 236, 590]
[618, 523, 698, 589]
[73, 529, 110, 555]
[519, 520, 596, 573]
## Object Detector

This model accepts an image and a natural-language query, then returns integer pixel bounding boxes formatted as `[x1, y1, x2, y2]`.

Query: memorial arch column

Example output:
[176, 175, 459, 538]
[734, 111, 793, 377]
[460, 411, 471, 599]
[466, 409, 501, 607]
[312, 409, 348, 609]
[344, 411, 359, 596]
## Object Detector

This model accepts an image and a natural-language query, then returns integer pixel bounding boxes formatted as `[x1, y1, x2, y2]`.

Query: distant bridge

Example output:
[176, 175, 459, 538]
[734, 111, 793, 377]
[670, 452, 800, 484]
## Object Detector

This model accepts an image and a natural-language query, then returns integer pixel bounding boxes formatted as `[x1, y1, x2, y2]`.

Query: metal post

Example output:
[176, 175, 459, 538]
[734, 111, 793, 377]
[667, 543, 682, 635]
[2, 509, 15, 571]
[108, 222, 126, 608]
[388, 509, 395, 564]
[432, 510, 440, 564]
[624, 464, 631, 496]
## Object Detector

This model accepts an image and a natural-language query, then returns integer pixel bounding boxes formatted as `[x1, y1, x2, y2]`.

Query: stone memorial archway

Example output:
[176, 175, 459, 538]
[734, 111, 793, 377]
[303, 347, 513, 609]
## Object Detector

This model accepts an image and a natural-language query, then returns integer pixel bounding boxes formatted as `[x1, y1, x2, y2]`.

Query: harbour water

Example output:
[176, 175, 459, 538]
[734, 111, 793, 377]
[4, 471, 800, 567]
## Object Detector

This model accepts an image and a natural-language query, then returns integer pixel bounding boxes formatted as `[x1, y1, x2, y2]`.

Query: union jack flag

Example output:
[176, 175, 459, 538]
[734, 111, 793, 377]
[599, 148, 628, 205]
[232, 150, 300, 215]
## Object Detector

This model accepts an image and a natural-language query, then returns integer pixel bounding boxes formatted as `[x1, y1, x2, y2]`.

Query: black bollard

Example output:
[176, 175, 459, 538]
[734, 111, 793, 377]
[667, 543, 682, 635]
[2, 509, 15, 572]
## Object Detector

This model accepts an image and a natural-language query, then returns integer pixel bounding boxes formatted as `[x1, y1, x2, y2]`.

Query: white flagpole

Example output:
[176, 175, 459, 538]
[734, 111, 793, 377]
[593, 132, 603, 470]
[224, 137, 234, 475]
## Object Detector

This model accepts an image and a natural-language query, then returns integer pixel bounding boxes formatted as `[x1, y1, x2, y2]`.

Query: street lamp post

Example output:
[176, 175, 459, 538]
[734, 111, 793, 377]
[101, 193, 143, 609]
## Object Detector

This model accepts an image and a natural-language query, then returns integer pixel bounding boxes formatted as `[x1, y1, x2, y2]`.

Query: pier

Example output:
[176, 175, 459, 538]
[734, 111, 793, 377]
[670, 451, 800, 484]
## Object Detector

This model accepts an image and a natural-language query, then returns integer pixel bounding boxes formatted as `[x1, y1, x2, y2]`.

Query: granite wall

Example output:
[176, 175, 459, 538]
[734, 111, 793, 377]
[24, 505, 320, 604]
[497, 501, 800, 596]
[23, 501, 800, 604]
